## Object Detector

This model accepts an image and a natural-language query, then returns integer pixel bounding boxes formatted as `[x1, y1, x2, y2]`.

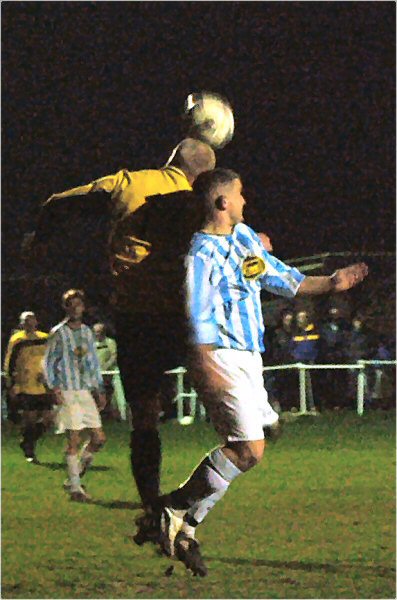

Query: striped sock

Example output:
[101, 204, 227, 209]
[170, 448, 242, 525]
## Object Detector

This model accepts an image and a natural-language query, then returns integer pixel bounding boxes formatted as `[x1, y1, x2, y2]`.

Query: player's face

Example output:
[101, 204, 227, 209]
[224, 179, 246, 224]
[66, 298, 85, 320]
[93, 324, 105, 340]
[296, 311, 308, 328]
[23, 315, 38, 332]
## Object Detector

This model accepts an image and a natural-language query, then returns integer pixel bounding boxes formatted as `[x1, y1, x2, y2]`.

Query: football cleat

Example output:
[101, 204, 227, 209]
[133, 512, 161, 546]
[174, 531, 208, 577]
[19, 440, 37, 462]
[70, 486, 91, 502]
[159, 506, 185, 558]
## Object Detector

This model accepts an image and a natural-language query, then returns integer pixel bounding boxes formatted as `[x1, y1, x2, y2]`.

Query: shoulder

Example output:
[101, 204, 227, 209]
[49, 320, 67, 337]
[8, 331, 25, 345]
[234, 224, 264, 251]
[188, 233, 220, 261]
[36, 331, 49, 339]
[236, 223, 255, 236]
[82, 324, 93, 335]
[132, 167, 191, 193]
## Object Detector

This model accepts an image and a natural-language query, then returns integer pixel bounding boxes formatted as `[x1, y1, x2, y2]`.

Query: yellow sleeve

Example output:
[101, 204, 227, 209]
[43, 170, 129, 205]
[3, 334, 18, 387]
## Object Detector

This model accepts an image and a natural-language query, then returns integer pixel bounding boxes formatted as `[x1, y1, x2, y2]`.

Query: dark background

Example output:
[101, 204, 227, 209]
[2, 1, 396, 331]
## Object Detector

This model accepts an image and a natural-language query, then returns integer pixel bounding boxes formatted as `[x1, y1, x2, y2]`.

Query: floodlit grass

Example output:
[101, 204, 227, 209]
[2, 411, 396, 599]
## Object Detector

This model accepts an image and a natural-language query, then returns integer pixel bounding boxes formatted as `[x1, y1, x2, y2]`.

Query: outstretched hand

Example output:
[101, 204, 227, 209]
[42, 193, 58, 207]
[331, 262, 368, 292]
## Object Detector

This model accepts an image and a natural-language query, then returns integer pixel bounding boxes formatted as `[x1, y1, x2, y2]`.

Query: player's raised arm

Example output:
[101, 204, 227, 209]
[42, 170, 127, 206]
[296, 262, 368, 295]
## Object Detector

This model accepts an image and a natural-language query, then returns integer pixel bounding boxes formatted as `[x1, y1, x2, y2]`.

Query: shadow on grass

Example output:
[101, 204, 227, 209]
[35, 462, 111, 472]
[88, 498, 141, 510]
[209, 557, 395, 578]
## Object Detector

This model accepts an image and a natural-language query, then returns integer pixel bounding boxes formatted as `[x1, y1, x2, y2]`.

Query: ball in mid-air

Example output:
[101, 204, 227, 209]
[185, 91, 234, 149]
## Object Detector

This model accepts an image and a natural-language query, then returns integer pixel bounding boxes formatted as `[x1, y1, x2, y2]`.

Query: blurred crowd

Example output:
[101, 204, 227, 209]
[264, 306, 395, 412]
[3, 302, 395, 424]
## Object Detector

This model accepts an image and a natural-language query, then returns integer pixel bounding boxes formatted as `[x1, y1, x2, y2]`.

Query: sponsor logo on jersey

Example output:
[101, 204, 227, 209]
[242, 256, 266, 280]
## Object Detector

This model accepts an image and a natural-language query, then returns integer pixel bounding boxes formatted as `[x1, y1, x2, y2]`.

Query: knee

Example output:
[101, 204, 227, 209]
[244, 443, 265, 469]
[66, 437, 80, 454]
[228, 441, 265, 472]
[91, 430, 106, 451]
[263, 420, 283, 443]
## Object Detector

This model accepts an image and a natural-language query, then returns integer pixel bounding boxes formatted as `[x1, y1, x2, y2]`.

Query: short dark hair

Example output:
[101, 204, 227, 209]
[62, 288, 85, 308]
[192, 168, 240, 201]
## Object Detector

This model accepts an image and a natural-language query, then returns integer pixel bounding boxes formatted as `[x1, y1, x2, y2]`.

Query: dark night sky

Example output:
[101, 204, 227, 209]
[2, 1, 396, 280]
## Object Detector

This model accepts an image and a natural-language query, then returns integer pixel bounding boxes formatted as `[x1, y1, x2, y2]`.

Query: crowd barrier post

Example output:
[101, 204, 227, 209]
[298, 363, 308, 415]
[357, 361, 366, 416]
[101, 369, 127, 420]
[164, 366, 205, 424]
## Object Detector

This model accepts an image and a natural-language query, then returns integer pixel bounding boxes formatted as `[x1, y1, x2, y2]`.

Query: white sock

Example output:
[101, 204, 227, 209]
[66, 454, 81, 492]
[175, 448, 242, 526]
[80, 448, 94, 475]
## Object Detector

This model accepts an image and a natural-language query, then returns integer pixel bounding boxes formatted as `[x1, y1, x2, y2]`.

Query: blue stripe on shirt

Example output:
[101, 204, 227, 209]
[186, 223, 305, 352]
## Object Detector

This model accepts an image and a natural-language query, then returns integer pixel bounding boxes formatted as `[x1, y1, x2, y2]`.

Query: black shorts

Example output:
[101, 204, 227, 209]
[18, 393, 54, 411]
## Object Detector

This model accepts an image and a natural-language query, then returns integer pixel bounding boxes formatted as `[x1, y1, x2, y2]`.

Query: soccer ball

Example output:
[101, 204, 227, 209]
[185, 91, 234, 149]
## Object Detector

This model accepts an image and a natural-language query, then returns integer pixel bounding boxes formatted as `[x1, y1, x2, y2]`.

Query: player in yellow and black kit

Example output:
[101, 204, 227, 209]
[3, 311, 54, 462]
[32, 138, 216, 541]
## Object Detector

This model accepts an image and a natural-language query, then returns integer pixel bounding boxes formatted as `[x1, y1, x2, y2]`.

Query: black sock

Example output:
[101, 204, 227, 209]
[32, 422, 46, 442]
[21, 425, 36, 455]
[130, 430, 161, 510]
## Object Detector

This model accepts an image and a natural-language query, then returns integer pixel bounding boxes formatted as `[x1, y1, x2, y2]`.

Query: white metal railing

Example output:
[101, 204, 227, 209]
[164, 367, 206, 425]
[2, 361, 395, 424]
[264, 360, 396, 416]
[100, 370, 127, 420]
[165, 360, 396, 422]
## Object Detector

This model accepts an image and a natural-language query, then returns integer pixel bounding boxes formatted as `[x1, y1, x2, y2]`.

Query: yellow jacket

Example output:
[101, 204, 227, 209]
[3, 330, 49, 395]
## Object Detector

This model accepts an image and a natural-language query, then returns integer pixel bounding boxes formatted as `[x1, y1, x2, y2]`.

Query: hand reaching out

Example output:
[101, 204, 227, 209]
[331, 263, 369, 292]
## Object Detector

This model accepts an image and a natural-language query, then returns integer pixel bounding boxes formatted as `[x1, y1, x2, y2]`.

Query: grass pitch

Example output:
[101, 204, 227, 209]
[2, 411, 396, 599]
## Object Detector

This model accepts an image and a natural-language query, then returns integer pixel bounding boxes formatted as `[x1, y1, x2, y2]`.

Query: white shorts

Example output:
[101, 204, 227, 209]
[203, 349, 279, 442]
[55, 390, 102, 433]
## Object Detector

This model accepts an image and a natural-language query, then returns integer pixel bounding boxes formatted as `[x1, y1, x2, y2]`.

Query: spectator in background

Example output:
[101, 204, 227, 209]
[345, 315, 371, 362]
[319, 306, 348, 409]
[320, 306, 346, 363]
[3, 311, 53, 462]
[370, 333, 393, 408]
[269, 309, 295, 412]
[345, 315, 372, 403]
[93, 323, 119, 419]
[291, 310, 320, 413]
[273, 310, 295, 364]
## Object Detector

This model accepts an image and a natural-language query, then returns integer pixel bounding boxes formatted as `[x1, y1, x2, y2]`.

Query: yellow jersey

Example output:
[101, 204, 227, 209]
[3, 330, 49, 395]
[46, 166, 202, 314]
[48, 165, 192, 219]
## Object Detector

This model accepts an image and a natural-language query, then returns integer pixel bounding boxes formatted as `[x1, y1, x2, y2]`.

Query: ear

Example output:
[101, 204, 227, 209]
[214, 195, 226, 211]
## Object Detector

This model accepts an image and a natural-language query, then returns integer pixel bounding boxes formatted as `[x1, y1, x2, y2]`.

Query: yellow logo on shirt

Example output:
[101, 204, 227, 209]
[74, 345, 88, 358]
[242, 256, 266, 280]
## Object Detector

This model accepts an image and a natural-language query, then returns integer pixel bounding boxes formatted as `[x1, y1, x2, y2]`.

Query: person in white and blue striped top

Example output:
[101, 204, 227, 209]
[186, 219, 305, 353]
[44, 289, 107, 502]
[158, 168, 368, 576]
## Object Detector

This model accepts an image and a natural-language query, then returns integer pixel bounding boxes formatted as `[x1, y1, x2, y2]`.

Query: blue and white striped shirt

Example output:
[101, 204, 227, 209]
[43, 320, 104, 391]
[186, 223, 305, 352]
